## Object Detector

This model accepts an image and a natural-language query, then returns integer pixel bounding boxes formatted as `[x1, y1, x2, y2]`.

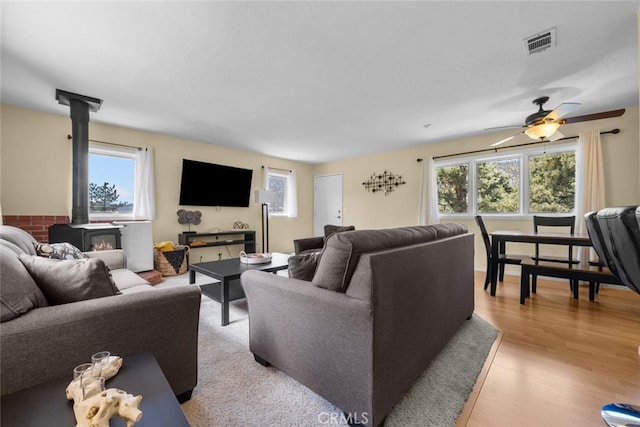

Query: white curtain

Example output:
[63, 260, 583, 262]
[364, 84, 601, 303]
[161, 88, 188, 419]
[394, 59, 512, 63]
[575, 130, 606, 262]
[133, 147, 155, 220]
[418, 157, 439, 225]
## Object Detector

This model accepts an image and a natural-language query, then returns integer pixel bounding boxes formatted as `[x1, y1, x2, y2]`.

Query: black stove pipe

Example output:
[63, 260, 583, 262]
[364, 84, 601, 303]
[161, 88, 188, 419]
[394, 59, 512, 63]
[56, 90, 102, 224]
[70, 98, 90, 224]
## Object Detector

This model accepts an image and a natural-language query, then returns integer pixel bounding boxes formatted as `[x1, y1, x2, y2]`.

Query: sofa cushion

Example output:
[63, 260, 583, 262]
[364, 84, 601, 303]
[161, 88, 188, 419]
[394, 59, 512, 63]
[0, 242, 48, 322]
[312, 223, 468, 292]
[288, 252, 320, 281]
[18, 255, 121, 305]
[0, 225, 38, 255]
[110, 268, 151, 291]
[35, 242, 87, 259]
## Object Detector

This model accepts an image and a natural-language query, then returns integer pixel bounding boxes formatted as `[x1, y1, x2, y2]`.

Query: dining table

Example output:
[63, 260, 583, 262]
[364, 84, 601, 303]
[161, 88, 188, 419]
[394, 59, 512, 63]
[489, 230, 593, 296]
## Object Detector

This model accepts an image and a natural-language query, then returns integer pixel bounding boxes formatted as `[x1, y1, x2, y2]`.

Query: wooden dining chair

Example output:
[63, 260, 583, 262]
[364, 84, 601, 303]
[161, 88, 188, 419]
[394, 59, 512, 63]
[475, 215, 529, 290]
[532, 215, 579, 291]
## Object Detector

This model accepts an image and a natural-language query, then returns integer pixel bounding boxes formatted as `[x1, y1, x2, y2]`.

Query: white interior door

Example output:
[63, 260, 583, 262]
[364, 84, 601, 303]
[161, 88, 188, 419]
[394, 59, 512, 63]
[314, 173, 343, 236]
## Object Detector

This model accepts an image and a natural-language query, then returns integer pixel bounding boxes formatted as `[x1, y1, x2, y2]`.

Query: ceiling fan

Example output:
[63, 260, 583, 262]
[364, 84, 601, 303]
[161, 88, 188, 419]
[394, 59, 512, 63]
[488, 96, 625, 147]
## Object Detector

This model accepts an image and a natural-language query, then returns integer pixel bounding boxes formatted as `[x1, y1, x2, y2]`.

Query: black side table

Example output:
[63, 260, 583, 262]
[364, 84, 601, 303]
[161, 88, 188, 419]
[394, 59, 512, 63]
[1, 352, 190, 427]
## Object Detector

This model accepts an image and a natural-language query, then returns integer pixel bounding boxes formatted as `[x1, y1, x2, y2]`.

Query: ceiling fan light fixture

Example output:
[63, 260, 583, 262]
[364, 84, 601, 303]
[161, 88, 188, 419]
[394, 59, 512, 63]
[524, 122, 560, 140]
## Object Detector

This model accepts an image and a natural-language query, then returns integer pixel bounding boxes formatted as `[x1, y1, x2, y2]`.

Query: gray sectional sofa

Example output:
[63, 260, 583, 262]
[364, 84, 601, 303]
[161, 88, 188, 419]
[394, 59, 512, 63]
[0, 225, 201, 401]
[242, 224, 475, 427]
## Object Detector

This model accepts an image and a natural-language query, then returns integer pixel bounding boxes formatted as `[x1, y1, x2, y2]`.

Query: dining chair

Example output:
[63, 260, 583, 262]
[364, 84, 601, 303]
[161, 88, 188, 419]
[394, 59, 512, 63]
[475, 215, 529, 290]
[532, 215, 579, 292]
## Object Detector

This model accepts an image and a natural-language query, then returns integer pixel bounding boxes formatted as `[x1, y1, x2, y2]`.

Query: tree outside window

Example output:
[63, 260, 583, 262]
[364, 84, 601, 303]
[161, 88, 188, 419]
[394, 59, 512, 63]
[476, 158, 519, 213]
[529, 152, 575, 213]
[266, 173, 288, 215]
[435, 147, 576, 216]
[436, 164, 468, 214]
[264, 168, 298, 217]
[89, 148, 135, 217]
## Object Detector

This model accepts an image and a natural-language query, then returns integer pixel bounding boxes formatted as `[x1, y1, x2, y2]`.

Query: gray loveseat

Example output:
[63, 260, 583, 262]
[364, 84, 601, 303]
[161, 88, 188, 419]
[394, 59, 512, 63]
[242, 224, 474, 427]
[0, 225, 201, 402]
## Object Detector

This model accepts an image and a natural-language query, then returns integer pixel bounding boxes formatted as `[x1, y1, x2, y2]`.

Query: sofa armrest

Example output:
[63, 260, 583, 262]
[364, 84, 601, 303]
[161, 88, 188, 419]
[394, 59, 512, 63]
[1, 286, 201, 396]
[241, 270, 373, 413]
[83, 249, 127, 270]
[293, 236, 324, 255]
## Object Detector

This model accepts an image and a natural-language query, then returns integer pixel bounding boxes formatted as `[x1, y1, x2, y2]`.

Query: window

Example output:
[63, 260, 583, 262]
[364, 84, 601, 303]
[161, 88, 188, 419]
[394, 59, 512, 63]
[528, 152, 575, 213]
[89, 145, 136, 219]
[436, 164, 468, 213]
[476, 157, 519, 214]
[264, 168, 298, 217]
[435, 145, 575, 216]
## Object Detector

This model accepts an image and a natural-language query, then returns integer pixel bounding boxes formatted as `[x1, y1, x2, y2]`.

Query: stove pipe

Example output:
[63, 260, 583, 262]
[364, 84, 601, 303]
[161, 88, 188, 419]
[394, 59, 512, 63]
[56, 90, 103, 224]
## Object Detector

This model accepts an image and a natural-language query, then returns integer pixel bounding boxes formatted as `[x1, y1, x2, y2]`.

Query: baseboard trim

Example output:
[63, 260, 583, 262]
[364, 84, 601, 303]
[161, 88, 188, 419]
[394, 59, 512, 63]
[454, 329, 504, 427]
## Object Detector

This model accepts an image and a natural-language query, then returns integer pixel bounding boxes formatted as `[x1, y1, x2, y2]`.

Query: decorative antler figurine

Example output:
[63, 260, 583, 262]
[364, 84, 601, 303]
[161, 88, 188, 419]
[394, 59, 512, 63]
[66, 356, 143, 427]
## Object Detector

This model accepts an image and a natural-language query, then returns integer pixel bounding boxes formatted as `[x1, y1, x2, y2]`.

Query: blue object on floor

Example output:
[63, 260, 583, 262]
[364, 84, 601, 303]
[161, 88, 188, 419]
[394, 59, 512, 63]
[601, 403, 640, 427]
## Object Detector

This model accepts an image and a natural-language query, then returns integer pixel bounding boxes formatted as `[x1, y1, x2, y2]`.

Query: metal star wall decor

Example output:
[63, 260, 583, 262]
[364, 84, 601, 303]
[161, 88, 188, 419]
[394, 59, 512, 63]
[362, 170, 406, 196]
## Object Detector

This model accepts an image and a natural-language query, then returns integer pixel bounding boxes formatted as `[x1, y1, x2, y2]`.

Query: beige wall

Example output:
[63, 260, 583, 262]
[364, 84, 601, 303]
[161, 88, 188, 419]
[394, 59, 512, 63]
[0, 104, 314, 259]
[2, 103, 638, 268]
[312, 106, 640, 271]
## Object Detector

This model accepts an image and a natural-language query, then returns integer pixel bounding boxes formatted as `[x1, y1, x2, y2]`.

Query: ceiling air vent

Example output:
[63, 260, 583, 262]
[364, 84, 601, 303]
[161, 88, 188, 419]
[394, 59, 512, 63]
[523, 27, 556, 56]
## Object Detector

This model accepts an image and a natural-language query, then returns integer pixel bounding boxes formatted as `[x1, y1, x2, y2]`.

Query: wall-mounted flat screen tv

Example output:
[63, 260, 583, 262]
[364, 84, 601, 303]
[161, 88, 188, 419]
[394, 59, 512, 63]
[179, 159, 253, 207]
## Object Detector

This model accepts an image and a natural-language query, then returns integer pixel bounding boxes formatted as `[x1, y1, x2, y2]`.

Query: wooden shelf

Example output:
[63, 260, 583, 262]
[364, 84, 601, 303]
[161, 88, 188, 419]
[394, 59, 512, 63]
[178, 230, 256, 260]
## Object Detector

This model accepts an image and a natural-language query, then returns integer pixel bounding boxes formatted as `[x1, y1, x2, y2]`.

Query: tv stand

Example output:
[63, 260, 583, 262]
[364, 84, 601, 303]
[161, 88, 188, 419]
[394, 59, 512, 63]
[178, 230, 256, 263]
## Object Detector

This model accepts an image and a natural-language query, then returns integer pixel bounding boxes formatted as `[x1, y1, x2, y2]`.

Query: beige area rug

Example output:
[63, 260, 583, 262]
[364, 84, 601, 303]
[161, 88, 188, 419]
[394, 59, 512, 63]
[157, 274, 498, 427]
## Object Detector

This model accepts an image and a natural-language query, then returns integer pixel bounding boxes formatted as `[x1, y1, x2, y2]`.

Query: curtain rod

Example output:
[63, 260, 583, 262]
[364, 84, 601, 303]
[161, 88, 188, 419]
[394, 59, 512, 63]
[66, 134, 143, 151]
[419, 128, 620, 161]
[262, 165, 293, 173]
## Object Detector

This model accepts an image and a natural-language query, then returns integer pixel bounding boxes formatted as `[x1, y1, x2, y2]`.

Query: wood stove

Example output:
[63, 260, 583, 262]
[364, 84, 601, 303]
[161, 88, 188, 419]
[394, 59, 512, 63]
[49, 224, 122, 252]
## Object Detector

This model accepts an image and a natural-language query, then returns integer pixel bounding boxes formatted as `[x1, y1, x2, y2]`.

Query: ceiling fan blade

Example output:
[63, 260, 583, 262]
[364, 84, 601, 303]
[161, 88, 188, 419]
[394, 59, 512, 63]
[490, 132, 522, 147]
[484, 125, 523, 131]
[544, 102, 581, 122]
[562, 108, 625, 124]
[548, 130, 564, 142]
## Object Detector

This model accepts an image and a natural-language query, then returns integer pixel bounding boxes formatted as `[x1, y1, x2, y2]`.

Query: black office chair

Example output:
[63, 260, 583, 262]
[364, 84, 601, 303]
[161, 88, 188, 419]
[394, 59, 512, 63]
[596, 206, 640, 294]
[531, 215, 579, 292]
[475, 215, 529, 290]
[588, 206, 640, 427]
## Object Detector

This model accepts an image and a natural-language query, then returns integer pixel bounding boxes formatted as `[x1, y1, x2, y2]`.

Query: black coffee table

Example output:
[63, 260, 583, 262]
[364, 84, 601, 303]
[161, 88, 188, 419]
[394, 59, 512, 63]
[189, 252, 290, 326]
[0, 352, 190, 427]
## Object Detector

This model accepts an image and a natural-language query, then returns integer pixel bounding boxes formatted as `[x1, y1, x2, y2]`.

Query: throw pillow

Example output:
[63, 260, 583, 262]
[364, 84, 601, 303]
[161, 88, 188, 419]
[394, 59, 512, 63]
[0, 243, 48, 322]
[288, 252, 320, 281]
[323, 224, 355, 240]
[18, 255, 121, 305]
[34, 242, 86, 260]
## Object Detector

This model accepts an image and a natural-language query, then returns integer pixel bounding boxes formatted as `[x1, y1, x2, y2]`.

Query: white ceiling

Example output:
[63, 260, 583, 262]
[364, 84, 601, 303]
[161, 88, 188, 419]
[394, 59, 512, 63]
[2, 1, 638, 164]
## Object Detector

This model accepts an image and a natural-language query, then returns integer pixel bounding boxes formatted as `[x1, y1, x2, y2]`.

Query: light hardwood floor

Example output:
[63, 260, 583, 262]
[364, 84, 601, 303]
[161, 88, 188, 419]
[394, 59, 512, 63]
[460, 272, 640, 427]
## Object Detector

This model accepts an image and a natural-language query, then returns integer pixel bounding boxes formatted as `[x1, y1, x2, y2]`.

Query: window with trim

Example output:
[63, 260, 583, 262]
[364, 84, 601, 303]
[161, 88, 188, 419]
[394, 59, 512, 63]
[89, 144, 136, 219]
[436, 145, 575, 216]
[265, 168, 297, 217]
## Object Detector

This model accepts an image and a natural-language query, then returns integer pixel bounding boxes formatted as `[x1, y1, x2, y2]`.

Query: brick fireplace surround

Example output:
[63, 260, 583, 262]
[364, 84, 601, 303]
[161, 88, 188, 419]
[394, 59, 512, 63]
[2, 215, 71, 243]
[2, 214, 162, 284]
